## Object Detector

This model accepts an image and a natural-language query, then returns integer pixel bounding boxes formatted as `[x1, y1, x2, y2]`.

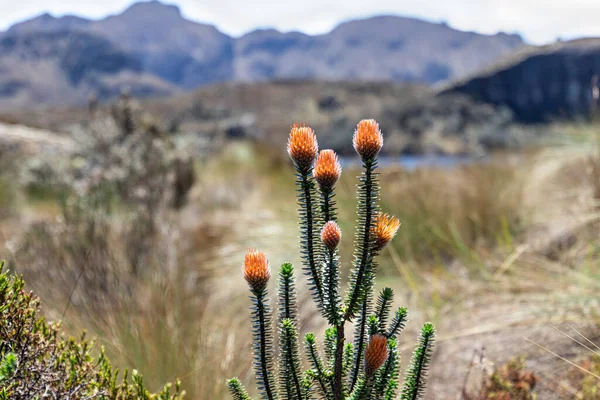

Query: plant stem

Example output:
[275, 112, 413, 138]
[325, 249, 341, 325]
[345, 159, 375, 320]
[349, 296, 369, 391]
[283, 325, 303, 400]
[299, 172, 324, 305]
[333, 322, 346, 400]
[306, 338, 333, 399]
[253, 290, 275, 400]
[321, 187, 335, 222]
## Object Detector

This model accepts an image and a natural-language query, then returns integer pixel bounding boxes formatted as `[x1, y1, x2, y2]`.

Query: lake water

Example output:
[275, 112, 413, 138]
[340, 154, 487, 170]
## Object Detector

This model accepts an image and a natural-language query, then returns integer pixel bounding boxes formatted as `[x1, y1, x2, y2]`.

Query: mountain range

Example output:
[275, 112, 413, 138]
[0, 0, 525, 109]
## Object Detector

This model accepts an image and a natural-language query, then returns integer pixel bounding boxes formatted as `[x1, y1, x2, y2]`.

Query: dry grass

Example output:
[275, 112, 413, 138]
[9, 201, 250, 398]
[326, 154, 528, 273]
[5, 127, 600, 399]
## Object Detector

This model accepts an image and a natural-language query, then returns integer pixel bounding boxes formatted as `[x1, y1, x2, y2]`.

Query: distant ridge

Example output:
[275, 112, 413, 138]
[0, 0, 524, 109]
[443, 38, 600, 122]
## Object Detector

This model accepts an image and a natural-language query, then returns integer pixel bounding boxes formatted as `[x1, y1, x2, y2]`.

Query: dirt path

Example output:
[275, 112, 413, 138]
[422, 148, 598, 399]
[0, 122, 74, 153]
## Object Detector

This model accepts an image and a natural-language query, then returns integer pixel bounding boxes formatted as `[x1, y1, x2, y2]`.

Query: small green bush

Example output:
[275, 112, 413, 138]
[0, 261, 184, 399]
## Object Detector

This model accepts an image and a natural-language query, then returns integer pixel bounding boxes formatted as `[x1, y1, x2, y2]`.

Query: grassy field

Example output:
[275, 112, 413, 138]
[3, 122, 600, 399]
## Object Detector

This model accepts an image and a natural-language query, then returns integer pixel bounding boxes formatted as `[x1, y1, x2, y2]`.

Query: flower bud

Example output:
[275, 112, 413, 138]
[243, 249, 271, 291]
[313, 149, 342, 190]
[364, 334, 389, 376]
[372, 213, 401, 251]
[353, 119, 383, 160]
[287, 123, 318, 172]
[321, 221, 342, 251]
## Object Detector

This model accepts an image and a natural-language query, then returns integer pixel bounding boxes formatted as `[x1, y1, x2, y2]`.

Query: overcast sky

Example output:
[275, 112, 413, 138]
[1, 0, 600, 44]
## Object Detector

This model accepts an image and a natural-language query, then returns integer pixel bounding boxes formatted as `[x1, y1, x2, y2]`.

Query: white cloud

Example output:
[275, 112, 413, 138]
[1, 0, 600, 44]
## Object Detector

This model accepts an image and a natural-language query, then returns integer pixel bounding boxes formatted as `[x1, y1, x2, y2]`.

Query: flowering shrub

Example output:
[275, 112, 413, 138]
[228, 120, 436, 400]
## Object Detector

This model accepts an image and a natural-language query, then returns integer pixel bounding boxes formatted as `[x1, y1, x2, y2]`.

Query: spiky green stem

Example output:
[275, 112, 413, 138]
[301, 371, 315, 399]
[367, 315, 380, 337]
[345, 159, 378, 320]
[375, 339, 400, 399]
[343, 342, 354, 379]
[296, 171, 324, 309]
[280, 320, 304, 400]
[375, 288, 394, 334]
[324, 327, 337, 367]
[349, 293, 371, 392]
[250, 289, 276, 400]
[387, 307, 408, 340]
[333, 323, 346, 400]
[401, 323, 436, 400]
[320, 187, 337, 223]
[278, 263, 297, 324]
[324, 249, 341, 326]
[228, 378, 254, 400]
[305, 333, 333, 400]
[278, 265, 302, 400]
[348, 376, 375, 400]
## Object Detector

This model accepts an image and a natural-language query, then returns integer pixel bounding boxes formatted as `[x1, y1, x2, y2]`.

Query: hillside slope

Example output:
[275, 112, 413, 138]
[0, 30, 178, 109]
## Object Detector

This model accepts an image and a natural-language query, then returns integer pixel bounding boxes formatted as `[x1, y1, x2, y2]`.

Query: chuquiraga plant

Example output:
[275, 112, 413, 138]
[228, 120, 436, 400]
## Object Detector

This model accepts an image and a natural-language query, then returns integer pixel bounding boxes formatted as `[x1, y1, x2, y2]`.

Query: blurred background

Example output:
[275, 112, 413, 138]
[2, 1, 600, 398]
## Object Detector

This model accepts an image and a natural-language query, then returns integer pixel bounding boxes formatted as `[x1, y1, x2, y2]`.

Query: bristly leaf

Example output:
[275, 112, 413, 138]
[304, 333, 333, 400]
[344, 159, 379, 320]
[400, 323, 435, 400]
[279, 319, 304, 400]
[295, 170, 325, 312]
[387, 307, 408, 340]
[228, 378, 254, 400]
[278, 263, 298, 325]
[375, 288, 394, 333]
[249, 289, 277, 400]
[375, 339, 400, 399]
[324, 327, 337, 368]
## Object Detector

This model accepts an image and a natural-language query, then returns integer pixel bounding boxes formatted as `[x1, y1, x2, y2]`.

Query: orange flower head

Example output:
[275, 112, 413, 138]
[372, 213, 401, 251]
[243, 249, 271, 291]
[364, 334, 389, 376]
[313, 149, 342, 190]
[353, 119, 383, 160]
[287, 123, 318, 172]
[321, 221, 342, 251]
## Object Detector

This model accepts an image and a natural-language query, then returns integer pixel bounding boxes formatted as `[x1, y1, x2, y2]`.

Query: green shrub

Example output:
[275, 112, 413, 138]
[0, 261, 184, 399]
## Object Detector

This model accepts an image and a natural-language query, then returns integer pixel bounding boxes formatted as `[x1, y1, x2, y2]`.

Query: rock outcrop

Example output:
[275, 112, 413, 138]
[444, 39, 600, 122]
